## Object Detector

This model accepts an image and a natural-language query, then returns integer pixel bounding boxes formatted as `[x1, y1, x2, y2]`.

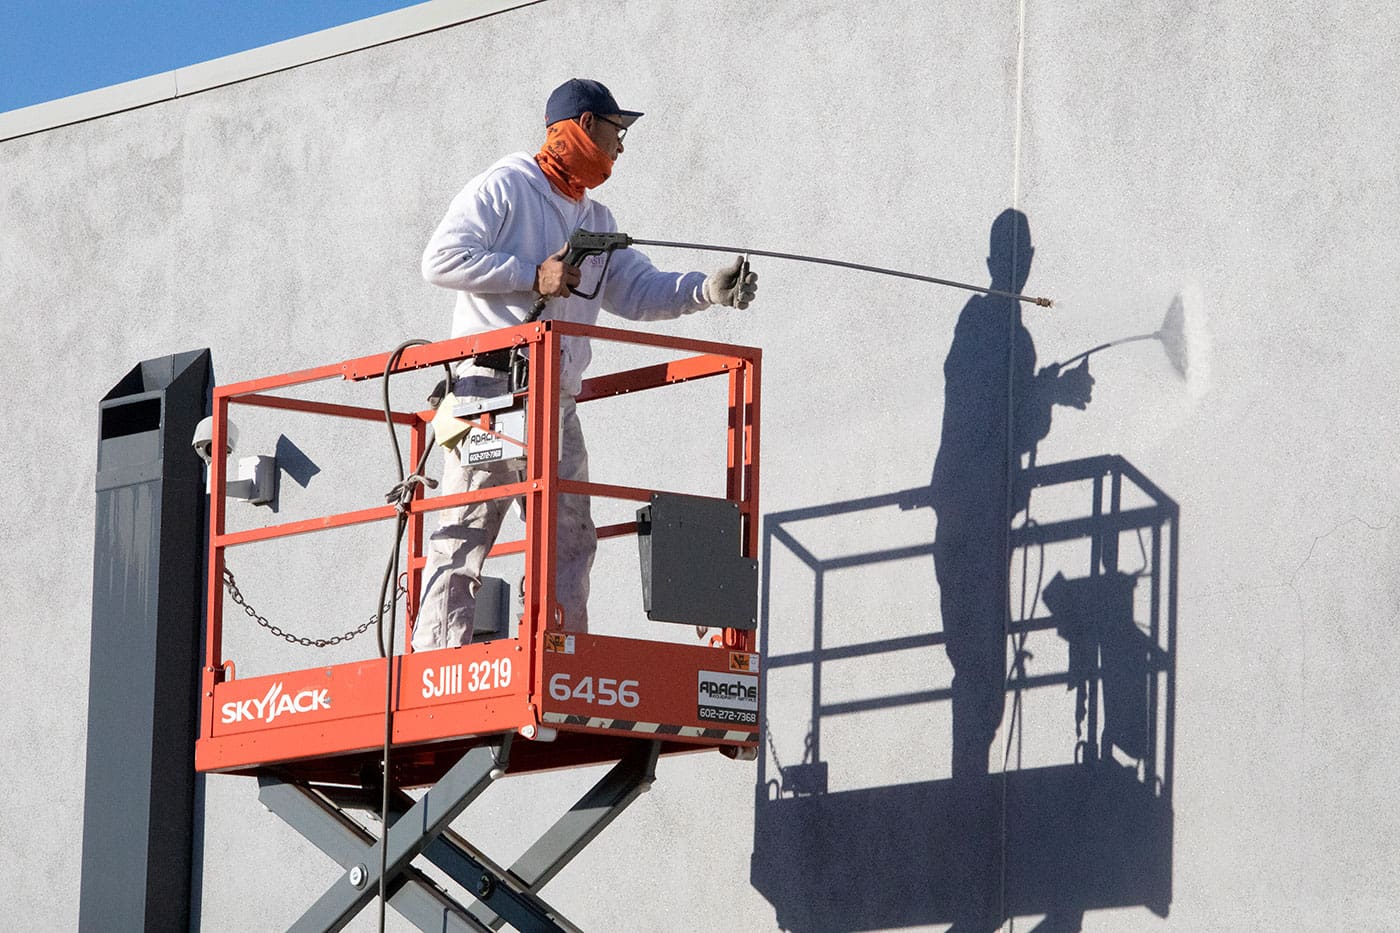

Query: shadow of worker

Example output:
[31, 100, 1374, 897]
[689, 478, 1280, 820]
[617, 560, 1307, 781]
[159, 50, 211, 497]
[929, 208, 1091, 929]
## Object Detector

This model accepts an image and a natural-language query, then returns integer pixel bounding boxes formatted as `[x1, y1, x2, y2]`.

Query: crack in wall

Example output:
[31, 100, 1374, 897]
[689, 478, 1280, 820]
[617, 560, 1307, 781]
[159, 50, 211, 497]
[1183, 513, 1398, 604]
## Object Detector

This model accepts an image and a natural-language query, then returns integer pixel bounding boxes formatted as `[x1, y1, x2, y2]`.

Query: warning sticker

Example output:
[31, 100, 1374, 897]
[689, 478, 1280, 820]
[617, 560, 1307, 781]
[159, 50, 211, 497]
[729, 652, 759, 673]
[697, 670, 758, 726]
[544, 633, 575, 655]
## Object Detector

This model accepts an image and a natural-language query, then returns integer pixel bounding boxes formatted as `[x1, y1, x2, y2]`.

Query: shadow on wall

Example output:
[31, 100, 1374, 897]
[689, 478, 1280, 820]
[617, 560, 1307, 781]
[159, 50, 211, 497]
[750, 211, 1179, 932]
[266, 434, 321, 514]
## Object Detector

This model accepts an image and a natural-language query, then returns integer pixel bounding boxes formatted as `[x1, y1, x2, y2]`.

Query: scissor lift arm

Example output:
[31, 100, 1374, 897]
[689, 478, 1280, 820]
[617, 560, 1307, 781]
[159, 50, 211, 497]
[260, 736, 662, 931]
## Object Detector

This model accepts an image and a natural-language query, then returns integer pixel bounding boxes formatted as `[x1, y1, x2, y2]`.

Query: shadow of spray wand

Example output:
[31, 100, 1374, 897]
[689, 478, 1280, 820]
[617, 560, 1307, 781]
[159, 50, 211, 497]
[1059, 292, 1193, 380]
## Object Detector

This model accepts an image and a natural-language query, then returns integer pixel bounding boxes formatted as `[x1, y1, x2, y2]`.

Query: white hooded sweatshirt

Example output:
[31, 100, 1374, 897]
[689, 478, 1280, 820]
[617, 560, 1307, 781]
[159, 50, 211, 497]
[422, 152, 709, 395]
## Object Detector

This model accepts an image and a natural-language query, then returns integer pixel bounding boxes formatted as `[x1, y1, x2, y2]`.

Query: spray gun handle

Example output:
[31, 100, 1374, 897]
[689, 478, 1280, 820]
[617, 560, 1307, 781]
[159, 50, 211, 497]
[527, 249, 590, 321]
[528, 229, 633, 322]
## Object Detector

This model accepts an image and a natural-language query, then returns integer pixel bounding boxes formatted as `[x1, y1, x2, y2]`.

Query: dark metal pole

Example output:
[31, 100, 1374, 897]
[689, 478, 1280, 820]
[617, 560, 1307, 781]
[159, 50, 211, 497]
[79, 349, 212, 932]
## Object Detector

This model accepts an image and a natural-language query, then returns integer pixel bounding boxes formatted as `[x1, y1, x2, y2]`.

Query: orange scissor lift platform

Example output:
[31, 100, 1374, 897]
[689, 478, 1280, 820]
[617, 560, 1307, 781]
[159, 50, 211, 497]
[195, 321, 762, 788]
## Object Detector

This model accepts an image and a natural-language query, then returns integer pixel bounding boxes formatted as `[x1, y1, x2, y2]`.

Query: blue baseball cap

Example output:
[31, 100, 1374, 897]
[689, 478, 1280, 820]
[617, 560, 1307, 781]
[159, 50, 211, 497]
[545, 78, 644, 127]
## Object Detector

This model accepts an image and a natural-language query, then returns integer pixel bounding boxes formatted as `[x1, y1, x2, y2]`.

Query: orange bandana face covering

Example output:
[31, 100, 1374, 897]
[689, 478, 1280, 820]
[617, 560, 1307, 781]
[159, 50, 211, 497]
[535, 119, 613, 201]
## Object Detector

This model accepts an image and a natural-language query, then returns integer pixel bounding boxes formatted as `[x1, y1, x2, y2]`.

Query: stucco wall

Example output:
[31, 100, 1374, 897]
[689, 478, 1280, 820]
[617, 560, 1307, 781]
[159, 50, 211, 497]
[3, 1, 1399, 929]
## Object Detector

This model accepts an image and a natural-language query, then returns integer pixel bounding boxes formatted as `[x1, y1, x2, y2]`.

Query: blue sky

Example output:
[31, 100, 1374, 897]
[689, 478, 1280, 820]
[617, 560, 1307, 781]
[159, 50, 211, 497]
[0, 1, 424, 113]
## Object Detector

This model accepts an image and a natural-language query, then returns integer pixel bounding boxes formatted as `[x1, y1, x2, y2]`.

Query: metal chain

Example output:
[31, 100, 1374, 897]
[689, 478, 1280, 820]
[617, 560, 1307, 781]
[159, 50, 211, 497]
[764, 716, 786, 778]
[222, 566, 408, 648]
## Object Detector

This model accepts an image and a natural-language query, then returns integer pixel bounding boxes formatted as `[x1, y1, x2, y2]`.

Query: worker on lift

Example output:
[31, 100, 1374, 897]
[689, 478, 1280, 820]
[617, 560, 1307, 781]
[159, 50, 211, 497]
[414, 78, 758, 651]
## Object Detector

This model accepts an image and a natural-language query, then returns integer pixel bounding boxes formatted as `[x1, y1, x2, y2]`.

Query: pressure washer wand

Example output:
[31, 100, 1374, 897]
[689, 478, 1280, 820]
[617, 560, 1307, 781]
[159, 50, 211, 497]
[630, 237, 1054, 308]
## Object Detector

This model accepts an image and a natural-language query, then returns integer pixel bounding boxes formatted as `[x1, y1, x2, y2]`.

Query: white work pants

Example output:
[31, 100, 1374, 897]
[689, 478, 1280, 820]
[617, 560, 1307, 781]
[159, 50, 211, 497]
[412, 369, 596, 651]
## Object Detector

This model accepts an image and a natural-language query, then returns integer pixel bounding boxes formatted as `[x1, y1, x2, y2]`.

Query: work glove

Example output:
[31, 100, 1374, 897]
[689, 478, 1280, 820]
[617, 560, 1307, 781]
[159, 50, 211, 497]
[703, 256, 758, 309]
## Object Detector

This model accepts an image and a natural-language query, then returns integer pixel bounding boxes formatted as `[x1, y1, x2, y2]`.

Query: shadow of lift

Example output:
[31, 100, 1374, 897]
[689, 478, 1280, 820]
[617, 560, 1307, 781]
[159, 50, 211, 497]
[754, 763, 1171, 931]
[750, 455, 1177, 932]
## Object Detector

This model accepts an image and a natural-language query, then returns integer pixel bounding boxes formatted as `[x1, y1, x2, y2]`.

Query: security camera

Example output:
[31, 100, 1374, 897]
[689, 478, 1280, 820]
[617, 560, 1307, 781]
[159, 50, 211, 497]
[192, 416, 238, 465]
[191, 417, 274, 506]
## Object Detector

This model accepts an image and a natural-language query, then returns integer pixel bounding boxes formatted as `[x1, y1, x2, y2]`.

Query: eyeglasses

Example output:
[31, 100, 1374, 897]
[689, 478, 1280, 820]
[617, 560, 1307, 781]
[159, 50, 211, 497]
[595, 115, 628, 141]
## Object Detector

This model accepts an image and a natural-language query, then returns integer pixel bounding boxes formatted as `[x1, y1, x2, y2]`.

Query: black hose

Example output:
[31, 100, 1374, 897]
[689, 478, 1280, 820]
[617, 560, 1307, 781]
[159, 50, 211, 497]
[373, 340, 453, 933]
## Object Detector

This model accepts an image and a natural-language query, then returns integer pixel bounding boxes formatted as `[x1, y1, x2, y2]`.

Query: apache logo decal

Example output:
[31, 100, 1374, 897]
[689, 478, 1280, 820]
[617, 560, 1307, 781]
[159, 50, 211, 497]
[696, 670, 759, 725]
[221, 681, 331, 725]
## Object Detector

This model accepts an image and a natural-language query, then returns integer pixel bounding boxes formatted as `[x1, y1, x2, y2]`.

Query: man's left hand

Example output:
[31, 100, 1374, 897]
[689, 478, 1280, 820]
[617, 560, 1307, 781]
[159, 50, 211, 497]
[704, 256, 758, 309]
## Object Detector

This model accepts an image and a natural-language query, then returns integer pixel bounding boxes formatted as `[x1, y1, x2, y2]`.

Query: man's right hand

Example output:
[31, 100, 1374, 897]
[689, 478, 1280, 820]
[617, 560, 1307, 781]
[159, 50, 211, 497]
[534, 246, 581, 298]
[1057, 358, 1094, 409]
